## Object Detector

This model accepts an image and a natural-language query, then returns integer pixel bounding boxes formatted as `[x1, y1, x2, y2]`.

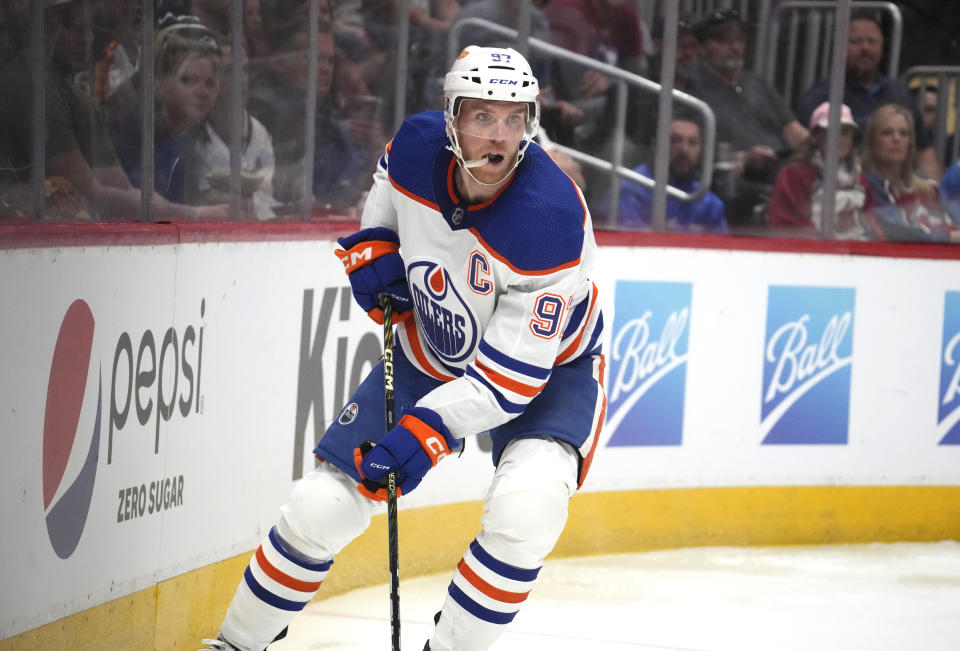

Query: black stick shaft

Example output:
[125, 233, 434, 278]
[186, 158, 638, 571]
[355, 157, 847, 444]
[380, 294, 401, 651]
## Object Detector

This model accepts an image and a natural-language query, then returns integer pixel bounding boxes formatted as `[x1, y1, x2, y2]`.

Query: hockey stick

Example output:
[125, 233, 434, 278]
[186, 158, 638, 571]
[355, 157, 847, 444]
[379, 292, 402, 651]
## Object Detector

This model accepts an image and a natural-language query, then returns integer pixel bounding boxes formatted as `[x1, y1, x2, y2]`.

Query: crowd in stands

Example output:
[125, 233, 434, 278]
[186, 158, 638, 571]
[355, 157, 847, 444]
[0, 0, 958, 244]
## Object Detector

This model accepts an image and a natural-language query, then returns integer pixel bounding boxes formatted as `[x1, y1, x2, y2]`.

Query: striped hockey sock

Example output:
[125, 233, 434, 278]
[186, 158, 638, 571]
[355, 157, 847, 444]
[433, 538, 541, 651]
[221, 526, 333, 650]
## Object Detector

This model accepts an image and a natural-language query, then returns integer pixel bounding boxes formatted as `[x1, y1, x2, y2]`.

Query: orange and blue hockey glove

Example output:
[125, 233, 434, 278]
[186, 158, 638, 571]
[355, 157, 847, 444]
[334, 227, 412, 324]
[353, 406, 458, 500]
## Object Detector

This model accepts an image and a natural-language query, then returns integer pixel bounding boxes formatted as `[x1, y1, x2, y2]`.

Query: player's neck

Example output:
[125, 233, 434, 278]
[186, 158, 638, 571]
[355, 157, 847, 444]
[454, 165, 512, 204]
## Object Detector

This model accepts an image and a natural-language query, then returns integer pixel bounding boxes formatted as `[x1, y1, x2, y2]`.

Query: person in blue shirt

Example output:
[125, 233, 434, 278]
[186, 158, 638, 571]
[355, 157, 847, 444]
[936, 156, 960, 225]
[602, 113, 728, 234]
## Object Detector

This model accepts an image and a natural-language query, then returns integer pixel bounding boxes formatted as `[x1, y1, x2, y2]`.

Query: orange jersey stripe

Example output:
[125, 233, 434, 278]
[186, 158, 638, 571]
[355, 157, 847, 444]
[445, 157, 458, 203]
[556, 283, 599, 364]
[468, 226, 582, 276]
[444, 155, 515, 209]
[457, 558, 530, 604]
[390, 173, 440, 211]
[577, 354, 606, 489]
[255, 546, 324, 592]
[474, 359, 544, 398]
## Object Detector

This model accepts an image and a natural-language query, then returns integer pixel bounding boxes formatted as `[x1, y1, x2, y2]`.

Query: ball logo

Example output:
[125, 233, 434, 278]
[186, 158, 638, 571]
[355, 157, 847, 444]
[43, 300, 101, 559]
[408, 260, 478, 364]
[761, 286, 855, 444]
[938, 291, 960, 445]
[606, 281, 691, 446]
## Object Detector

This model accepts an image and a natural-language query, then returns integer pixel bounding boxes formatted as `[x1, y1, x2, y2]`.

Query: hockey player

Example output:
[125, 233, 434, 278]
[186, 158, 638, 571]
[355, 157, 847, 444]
[199, 45, 605, 651]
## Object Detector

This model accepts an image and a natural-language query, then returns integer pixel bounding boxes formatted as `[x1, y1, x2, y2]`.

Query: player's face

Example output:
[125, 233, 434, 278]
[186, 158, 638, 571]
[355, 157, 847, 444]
[454, 99, 527, 182]
[873, 113, 911, 166]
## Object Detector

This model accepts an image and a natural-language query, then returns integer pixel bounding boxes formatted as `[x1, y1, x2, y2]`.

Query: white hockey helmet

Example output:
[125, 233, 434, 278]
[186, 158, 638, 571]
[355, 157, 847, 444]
[443, 45, 540, 168]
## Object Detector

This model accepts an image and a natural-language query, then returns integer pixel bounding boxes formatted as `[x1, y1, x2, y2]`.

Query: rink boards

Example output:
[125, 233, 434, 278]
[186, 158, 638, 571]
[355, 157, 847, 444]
[1, 228, 959, 648]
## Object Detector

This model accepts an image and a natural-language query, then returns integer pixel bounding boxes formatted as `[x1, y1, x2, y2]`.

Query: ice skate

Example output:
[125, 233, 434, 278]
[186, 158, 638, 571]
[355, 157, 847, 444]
[196, 636, 242, 651]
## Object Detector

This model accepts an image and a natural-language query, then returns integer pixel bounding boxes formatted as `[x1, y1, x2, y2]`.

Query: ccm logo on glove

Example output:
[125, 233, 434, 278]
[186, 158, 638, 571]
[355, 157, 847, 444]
[334, 227, 413, 325]
[337, 240, 398, 274]
[423, 436, 451, 462]
[353, 406, 458, 501]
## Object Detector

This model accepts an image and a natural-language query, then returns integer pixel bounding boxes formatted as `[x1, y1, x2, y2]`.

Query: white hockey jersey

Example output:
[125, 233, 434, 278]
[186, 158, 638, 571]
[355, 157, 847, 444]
[361, 111, 603, 438]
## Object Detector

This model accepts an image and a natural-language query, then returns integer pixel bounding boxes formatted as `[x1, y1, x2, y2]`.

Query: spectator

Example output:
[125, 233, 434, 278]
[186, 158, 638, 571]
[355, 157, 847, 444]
[407, 0, 462, 113]
[248, 20, 376, 210]
[193, 38, 280, 219]
[767, 102, 880, 240]
[0, 0, 227, 221]
[686, 8, 808, 226]
[543, 0, 646, 142]
[608, 14, 700, 174]
[243, 0, 270, 59]
[916, 84, 939, 140]
[942, 155, 960, 222]
[648, 14, 700, 90]
[108, 16, 222, 203]
[269, 0, 380, 108]
[909, 78, 956, 169]
[862, 104, 960, 243]
[351, 0, 459, 115]
[600, 113, 727, 234]
[82, 0, 141, 103]
[158, 0, 231, 35]
[798, 10, 942, 181]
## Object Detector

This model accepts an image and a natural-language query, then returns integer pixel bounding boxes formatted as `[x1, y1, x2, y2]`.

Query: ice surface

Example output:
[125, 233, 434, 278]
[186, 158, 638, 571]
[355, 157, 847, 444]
[271, 541, 960, 650]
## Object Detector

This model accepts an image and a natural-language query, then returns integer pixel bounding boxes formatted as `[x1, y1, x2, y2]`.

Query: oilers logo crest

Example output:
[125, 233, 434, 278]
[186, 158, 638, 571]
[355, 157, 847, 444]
[338, 402, 358, 425]
[761, 285, 855, 444]
[407, 260, 478, 364]
[938, 291, 960, 445]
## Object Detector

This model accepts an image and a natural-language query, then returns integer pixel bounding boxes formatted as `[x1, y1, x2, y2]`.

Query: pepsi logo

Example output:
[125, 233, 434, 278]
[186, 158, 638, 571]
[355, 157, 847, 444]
[43, 300, 101, 559]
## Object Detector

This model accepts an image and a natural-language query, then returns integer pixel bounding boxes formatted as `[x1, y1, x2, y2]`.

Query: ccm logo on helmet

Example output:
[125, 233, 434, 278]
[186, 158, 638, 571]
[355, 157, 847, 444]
[489, 79, 518, 85]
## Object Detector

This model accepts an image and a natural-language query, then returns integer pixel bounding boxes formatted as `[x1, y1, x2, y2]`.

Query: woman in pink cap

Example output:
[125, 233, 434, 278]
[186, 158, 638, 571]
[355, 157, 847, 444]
[767, 101, 882, 239]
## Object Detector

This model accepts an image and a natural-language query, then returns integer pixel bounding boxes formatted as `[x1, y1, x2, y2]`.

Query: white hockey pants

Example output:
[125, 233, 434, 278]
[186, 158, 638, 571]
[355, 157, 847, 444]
[219, 436, 577, 651]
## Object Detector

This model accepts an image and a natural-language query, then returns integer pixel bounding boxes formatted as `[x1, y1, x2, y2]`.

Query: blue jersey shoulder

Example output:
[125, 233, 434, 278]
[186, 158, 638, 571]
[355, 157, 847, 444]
[476, 144, 587, 273]
[387, 111, 448, 200]
[388, 113, 587, 273]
